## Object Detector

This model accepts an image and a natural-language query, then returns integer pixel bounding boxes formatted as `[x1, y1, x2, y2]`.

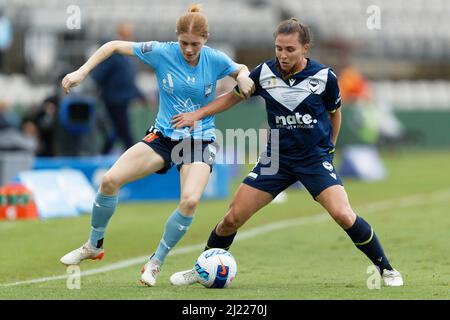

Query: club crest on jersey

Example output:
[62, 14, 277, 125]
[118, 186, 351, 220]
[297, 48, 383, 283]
[141, 42, 152, 54]
[204, 83, 213, 97]
[308, 78, 320, 93]
[322, 161, 334, 172]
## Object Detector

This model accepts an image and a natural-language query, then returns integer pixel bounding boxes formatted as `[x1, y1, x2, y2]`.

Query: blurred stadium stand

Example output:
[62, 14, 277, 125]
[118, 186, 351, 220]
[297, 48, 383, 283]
[0, 0, 449, 98]
[2, 0, 450, 57]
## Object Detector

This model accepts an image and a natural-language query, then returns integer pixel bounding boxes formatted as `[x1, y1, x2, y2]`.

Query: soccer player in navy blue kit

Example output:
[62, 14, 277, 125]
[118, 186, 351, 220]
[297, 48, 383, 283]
[170, 18, 403, 287]
[59, 4, 254, 286]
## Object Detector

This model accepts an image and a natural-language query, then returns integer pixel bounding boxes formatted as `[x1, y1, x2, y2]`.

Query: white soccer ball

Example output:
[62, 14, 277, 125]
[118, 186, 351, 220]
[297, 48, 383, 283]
[194, 248, 237, 288]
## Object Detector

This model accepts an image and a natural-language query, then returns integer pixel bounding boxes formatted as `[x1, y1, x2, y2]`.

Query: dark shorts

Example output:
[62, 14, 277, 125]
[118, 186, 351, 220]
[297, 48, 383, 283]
[141, 126, 217, 174]
[243, 153, 343, 199]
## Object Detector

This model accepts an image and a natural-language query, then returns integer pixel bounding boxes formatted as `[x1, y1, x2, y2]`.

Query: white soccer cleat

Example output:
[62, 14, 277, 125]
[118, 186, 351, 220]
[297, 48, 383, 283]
[382, 269, 404, 287]
[140, 257, 161, 287]
[60, 241, 104, 266]
[169, 268, 198, 286]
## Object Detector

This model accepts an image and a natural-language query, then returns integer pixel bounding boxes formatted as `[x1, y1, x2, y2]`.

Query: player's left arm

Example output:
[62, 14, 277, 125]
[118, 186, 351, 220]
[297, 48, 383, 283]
[324, 68, 342, 146]
[329, 108, 341, 146]
[171, 90, 243, 129]
[228, 64, 255, 99]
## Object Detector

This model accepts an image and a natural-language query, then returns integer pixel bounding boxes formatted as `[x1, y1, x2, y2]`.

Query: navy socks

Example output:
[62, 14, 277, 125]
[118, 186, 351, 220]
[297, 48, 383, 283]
[345, 216, 393, 272]
[205, 225, 237, 251]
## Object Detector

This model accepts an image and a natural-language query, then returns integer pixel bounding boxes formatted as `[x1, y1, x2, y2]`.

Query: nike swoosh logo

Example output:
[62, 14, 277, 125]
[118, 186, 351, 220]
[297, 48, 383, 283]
[218, 257, 227, 276]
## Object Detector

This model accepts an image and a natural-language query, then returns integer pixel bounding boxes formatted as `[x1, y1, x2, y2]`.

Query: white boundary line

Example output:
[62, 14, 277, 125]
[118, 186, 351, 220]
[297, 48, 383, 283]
[1, 188, 450, 288]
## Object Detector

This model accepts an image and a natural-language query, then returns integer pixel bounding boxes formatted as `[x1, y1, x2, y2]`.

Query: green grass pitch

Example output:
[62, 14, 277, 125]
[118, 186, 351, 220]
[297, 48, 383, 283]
[0, 150, 449, 299]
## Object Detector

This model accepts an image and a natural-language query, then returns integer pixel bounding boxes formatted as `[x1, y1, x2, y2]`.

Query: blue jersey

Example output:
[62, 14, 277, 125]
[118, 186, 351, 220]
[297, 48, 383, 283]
[245, 58, 341, 164]
[133, 41, 237, 140]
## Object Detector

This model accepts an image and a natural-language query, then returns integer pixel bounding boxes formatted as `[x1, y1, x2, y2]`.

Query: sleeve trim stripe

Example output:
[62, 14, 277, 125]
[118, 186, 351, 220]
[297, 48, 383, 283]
[233, 88, 243, 98]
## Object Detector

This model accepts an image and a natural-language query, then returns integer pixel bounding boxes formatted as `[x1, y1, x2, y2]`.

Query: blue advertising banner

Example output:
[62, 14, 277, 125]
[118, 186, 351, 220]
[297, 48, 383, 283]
[31, 156, 230, 202]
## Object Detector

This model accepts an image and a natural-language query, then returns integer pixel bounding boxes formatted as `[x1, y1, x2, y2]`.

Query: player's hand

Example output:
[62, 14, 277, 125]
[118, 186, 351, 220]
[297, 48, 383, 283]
[236, 75, 254, 99]
[61, 69, 86, 94]
[171, 112, 201, 131]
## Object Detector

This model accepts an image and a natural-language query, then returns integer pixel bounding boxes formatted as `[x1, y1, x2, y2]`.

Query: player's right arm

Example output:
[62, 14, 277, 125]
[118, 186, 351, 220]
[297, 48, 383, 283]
[171, 90, 243, 129]
[61, 41, 134, 94]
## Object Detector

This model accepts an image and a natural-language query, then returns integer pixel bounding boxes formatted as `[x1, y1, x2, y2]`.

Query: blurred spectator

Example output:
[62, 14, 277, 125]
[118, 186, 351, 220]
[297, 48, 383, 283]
[21, 96, 58, 156]
[0, 9, 12, 71]
[338, 65, 404, 146]
[0, 100, 37, 152]
[339, 66, 372, 104]
[91, 22, 146, 154]
[338, 66, 380, 145]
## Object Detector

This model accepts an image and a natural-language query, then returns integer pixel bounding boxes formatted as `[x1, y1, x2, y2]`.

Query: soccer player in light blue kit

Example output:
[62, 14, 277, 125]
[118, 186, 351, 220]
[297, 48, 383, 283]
[59, 4, 254, 286]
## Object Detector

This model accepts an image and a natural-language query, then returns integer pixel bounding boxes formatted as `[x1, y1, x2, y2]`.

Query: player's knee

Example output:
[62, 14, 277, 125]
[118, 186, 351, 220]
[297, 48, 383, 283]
[222, 214, 241, 231]
[179, 195, 200, 214]
[100, 172, 121, 194]
[223, 205, 243, 231]
[332, 207, 356, 229]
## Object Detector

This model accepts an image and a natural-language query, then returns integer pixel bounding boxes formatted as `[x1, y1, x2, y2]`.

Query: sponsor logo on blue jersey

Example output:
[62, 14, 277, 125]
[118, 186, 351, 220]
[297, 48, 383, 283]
[186, 75, 196, 84]
[162, 73, 174, 94]
[141, 42, 152, 53]
[275, 112, 318, 129]
[204, 83, 213, 97]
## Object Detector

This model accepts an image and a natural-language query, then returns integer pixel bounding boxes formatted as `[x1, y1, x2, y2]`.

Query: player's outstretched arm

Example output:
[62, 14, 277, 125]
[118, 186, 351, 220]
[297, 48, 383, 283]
[171, 90, 243, 129]
[61, 40, 134, 94]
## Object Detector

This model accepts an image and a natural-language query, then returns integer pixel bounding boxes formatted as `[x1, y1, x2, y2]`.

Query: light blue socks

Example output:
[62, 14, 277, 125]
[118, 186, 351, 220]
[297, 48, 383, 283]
[153, 208, 193, 265]
[89, 193, 118, 248]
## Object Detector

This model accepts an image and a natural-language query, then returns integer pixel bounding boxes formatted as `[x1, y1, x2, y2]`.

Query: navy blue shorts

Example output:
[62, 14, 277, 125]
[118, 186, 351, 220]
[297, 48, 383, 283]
[141, 127, 217, 174]
[243, 153, 343, 199]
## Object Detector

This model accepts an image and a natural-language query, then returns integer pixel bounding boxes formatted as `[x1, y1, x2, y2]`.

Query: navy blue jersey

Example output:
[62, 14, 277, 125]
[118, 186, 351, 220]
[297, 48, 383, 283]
[240, 58, 341, 163]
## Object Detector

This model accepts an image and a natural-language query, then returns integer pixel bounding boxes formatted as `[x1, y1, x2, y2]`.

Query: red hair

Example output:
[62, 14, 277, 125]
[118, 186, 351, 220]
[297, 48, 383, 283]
[176, 4, 209, 38]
